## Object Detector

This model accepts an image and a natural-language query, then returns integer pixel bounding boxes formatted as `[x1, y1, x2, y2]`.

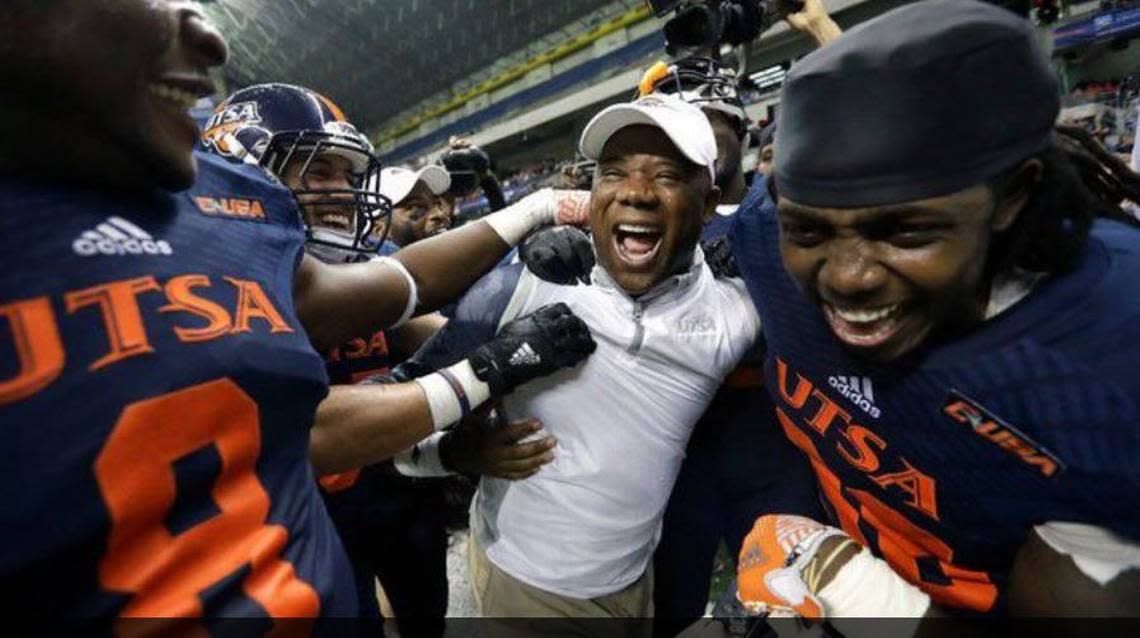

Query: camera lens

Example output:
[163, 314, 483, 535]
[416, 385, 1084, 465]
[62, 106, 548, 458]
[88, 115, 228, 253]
[663, 4, 719, 51]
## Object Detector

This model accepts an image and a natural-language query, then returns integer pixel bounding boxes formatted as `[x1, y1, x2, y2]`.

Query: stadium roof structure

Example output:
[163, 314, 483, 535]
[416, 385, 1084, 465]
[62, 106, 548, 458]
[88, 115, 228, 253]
[200, 0, 619, 134]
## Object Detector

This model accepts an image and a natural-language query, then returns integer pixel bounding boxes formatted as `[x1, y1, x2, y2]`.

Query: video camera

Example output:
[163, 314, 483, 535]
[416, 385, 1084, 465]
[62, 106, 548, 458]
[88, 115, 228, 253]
[646, 0, 804, 54]
[438, 145, 491, 197]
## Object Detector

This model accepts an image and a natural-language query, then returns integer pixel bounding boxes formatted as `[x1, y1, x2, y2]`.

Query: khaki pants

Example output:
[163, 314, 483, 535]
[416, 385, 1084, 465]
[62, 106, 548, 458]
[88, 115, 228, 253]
[468, 536, 653, 637]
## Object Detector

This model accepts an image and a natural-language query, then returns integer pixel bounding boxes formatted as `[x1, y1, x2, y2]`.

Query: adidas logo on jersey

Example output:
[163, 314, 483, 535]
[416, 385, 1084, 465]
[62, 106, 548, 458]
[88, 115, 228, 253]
[508, 343, 542, 367]
[72, 216, 173, 257]
[828, 375, 880, 419]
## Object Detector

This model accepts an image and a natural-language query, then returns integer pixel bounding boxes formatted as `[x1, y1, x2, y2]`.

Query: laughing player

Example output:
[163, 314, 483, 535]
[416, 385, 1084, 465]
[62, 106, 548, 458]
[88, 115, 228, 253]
[0, 0, 593, 619]
[730, 0, 1140, 622]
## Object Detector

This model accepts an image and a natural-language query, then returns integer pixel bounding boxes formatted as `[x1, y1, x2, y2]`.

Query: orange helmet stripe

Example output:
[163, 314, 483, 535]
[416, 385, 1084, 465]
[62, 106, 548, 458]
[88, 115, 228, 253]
[314, 92, 347, 122]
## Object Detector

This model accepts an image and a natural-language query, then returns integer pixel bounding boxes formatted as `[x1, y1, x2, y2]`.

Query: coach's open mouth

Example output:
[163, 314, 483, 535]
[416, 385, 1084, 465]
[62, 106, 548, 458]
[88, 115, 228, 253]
[613, 223, 662, 267]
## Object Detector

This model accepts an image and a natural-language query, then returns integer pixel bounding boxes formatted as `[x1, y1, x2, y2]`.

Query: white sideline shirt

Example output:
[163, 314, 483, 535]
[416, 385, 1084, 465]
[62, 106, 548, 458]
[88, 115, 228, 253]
[471, 249, 760, 599]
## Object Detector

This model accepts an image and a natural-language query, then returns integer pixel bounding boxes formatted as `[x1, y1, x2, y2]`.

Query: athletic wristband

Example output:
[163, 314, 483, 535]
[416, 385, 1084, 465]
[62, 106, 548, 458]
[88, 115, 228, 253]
[482, 188, 556, 246]
[436, 367, 472, 418]
[413, 359, 492, 431]
[393, 432, 451, 477]
[817, 546, 930, 624]
[375, 256, 419, 329]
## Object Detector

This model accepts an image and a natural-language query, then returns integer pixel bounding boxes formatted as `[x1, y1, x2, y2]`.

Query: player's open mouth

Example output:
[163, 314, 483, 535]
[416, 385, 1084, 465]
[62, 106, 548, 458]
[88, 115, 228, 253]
[316, 212, 353, 232]
[148, 83, 200, 110]
[147, 75, 215, 148]
[613, 223, 663, 267]
[823, 302, 905, 349]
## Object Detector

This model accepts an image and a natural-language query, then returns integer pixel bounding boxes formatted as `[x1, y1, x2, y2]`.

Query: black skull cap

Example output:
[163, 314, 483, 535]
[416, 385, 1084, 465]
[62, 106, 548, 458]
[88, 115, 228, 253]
[775, 0, 1060, 208]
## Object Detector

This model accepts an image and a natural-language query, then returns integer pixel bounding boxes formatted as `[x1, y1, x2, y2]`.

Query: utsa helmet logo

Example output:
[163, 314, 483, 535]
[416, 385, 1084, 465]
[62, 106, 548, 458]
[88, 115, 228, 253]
[201, 101, 264, 158]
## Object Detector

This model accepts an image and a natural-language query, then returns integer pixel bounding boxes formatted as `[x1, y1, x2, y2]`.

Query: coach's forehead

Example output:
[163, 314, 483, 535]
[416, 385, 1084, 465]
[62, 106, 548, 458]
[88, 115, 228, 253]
[600, 125, 691, 166]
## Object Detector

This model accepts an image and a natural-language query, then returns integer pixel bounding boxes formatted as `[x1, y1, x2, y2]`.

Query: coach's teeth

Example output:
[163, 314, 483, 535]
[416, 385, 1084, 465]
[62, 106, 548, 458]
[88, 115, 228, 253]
[616, 224, 659, 234]
[832, 304, 898, 324]
[149, 83, 198, 109]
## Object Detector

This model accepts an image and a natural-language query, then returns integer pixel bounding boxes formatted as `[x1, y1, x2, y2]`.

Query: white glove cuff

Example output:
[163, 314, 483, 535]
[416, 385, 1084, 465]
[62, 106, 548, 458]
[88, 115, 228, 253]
[482, 188, 556, 246]
[817, 545, 931, 622]
[393, 432, 451, 477]
[413, 359, 492, 431]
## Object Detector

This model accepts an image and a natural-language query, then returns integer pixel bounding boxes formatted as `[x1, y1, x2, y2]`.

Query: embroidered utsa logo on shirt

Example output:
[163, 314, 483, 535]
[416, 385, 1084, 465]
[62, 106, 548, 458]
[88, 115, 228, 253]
[677, 315, 716, 336]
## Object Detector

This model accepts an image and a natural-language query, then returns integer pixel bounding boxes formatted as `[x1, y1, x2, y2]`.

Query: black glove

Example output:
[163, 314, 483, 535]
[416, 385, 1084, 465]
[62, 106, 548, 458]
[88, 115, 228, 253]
[468, 302, 595, 395]
[519, 226, 595, 285]
[701, 235, 739, 279]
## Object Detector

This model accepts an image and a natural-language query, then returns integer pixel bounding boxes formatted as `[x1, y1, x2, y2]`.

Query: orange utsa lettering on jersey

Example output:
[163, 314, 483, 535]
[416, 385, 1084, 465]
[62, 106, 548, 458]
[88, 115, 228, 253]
[1, 274, 297, 402]
[368, 330, 389, 357]
[224, 277, 293, 335]
[776, 359, 813, 408]
[835, 424, 887, 473]
[343, 338, 368, 360]
[943, 392, 1064, 478]
[774, 358, 939, 520]
[159, 275, 233, 342]
[65, 277, 162, 371]
[805, 388, 851, 436]
[870, 459, 939, 520]
[343, 330, 389, 361]
[0, 297, 65, 406]
[194, 196, 266, 221]
[776, 408, 868, 546]
[774, 364, 998, 612]
[96, 380, 320, 618]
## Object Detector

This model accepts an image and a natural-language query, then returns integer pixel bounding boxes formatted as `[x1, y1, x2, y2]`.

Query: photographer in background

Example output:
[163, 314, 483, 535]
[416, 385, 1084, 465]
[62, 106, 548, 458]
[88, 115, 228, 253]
[439, 136, 507, 220]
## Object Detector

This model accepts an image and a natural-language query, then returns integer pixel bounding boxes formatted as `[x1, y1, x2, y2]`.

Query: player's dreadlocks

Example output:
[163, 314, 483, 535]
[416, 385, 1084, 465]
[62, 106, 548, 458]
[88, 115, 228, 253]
[989, 125, 1140, 277]
[1055, 125, 1140, 220]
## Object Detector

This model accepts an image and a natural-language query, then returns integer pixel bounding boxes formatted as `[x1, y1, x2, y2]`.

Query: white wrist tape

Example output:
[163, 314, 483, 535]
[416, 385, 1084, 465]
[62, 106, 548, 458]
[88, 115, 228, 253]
[375, 256, 418, 329]
[817, 546, 930, 623]
[393, 432, 451, 477]
[482, 188, 556, 246]
[412, 359, 492, 431]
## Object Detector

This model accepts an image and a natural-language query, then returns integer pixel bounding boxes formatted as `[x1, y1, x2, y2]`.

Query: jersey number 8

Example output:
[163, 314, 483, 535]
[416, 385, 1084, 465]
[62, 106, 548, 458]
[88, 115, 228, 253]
[95, 379, 320, 619]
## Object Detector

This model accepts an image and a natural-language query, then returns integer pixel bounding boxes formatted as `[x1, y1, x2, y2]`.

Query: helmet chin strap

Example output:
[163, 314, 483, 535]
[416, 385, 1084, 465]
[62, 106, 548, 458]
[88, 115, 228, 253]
[309, 227, 359, 249]
[306, 229, 372, 264]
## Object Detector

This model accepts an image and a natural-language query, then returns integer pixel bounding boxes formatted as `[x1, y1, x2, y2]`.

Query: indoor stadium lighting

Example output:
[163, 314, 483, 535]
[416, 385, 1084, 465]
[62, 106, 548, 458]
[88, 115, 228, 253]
[748, 64, 786, 90]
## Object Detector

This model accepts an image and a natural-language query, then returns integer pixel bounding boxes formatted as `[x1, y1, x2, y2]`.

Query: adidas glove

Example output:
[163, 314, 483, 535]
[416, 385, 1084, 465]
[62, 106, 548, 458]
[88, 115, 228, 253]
[736, 515, 850, 619]
[520, 226, 595, 286]
[468, 302, 596, 395]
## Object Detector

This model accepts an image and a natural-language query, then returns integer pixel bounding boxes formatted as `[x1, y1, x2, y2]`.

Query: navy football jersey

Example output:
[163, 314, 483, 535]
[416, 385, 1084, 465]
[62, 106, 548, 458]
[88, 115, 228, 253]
[0, 152, 359, 618]
[323, 329, 394, 386]
[731, 178, 1140, 614]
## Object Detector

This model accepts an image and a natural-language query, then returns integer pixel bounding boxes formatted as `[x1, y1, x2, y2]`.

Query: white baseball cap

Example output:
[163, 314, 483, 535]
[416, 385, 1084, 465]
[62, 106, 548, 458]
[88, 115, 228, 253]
[379, 165, 451, 206]
[578, 93, 717, 183]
